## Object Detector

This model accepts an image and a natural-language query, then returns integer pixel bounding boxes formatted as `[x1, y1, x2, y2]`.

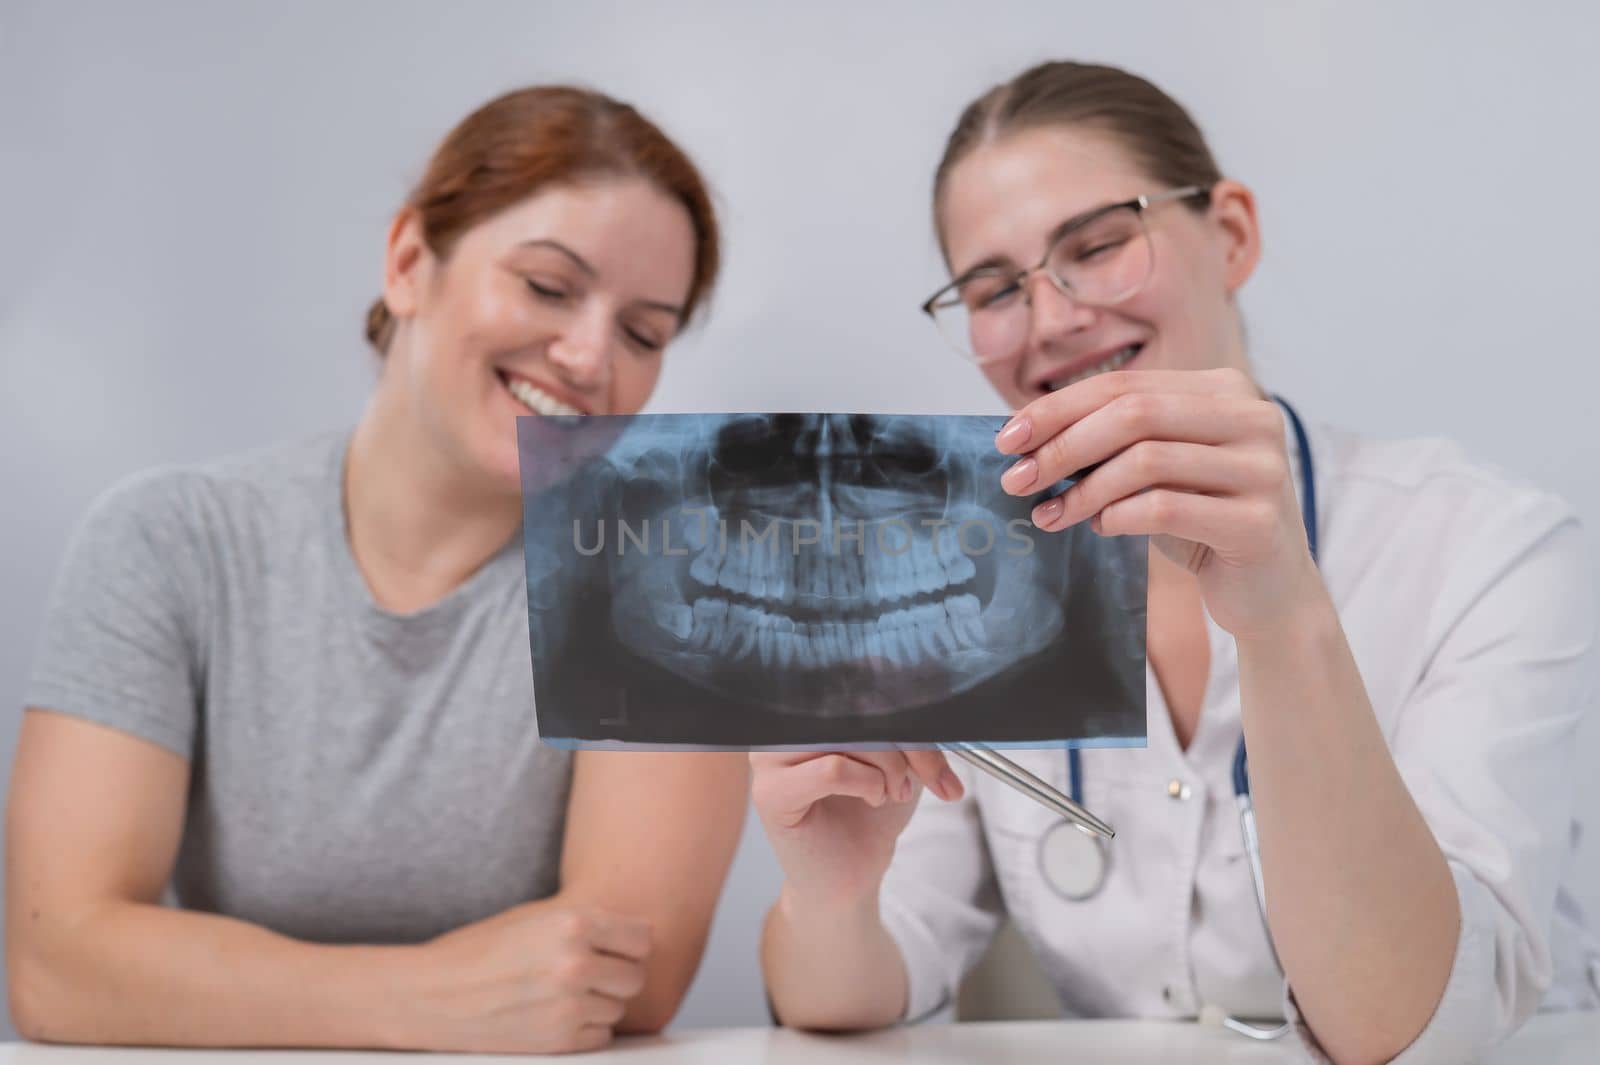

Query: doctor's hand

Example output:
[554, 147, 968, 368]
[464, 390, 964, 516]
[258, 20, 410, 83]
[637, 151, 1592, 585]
[401, 900, 651, 1054]
[751, 749, 963, 907]
[996, 368, 1322, 640]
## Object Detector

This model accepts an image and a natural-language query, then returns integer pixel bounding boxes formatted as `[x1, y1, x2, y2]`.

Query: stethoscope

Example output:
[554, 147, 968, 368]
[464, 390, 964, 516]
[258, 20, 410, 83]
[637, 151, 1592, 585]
[1036, 395, 1316, 1039]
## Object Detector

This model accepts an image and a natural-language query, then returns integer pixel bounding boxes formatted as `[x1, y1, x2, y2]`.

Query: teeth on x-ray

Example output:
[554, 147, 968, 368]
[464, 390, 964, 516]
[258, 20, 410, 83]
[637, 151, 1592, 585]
[677, 591, 984, 668]
[687, 525, 977, 609]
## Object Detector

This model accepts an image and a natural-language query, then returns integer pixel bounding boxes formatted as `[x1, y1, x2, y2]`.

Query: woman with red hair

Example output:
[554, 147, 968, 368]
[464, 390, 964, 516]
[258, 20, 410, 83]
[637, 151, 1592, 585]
[9, 86, 746, 1054]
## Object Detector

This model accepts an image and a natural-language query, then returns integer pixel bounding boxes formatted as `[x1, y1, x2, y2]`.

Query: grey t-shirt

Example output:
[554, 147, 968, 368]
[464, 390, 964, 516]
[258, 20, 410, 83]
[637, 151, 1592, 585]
[25, 432, 572, 944]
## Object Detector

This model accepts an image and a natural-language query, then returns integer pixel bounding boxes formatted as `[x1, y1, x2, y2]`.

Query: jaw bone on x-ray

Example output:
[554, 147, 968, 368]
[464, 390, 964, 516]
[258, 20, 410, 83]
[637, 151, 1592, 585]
[519, 413, 1147, 749]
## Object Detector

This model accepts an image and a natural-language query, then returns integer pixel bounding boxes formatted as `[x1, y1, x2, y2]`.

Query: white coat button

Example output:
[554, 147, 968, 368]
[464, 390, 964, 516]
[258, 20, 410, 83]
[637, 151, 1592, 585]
[1167, 778, 1192, 801]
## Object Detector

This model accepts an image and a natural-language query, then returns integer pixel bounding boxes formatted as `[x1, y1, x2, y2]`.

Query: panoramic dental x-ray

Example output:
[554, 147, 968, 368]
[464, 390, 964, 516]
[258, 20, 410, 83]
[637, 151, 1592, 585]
[519, 413, 1147, 749]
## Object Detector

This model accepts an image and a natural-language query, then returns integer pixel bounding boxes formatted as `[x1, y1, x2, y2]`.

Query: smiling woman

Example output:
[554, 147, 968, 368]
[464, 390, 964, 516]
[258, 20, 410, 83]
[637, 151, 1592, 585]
[753, 59, 1600, 1065]
[361, 85, 720, 494]
[8, 85, 746, 1055]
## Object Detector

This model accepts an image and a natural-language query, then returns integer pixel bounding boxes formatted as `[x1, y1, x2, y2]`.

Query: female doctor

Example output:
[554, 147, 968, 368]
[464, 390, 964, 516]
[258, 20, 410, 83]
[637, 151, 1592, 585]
[753, 60, 1599, 1065]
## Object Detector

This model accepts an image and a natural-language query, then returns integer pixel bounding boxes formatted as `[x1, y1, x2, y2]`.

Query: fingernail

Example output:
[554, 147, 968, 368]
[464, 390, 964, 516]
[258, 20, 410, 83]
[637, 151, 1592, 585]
[1033, 496, 1065, 528]
[939, 769, 964, 800]
[1001, 457, 1038, 494]
[995, 417, 1031, 452]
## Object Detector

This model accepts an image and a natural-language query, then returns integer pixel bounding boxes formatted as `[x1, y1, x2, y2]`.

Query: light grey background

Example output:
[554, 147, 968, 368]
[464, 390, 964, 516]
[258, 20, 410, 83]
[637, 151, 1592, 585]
[2, 0, 1597, 1036]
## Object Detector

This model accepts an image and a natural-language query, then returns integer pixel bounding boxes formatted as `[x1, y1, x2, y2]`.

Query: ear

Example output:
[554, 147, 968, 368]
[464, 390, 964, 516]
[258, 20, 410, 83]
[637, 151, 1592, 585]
[1207, 179, 1261, 294]
[382, 207, 431, 322]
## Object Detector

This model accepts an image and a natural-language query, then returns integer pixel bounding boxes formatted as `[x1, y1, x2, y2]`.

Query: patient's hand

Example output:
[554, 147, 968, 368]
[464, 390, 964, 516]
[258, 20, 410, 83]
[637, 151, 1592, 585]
[406, 900, 652, 1053]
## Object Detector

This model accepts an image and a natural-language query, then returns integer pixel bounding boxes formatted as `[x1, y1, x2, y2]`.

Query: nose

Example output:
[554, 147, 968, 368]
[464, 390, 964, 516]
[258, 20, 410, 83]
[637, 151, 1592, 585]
[545, 307, 613, 393]
[1022, 271, 1096, 357]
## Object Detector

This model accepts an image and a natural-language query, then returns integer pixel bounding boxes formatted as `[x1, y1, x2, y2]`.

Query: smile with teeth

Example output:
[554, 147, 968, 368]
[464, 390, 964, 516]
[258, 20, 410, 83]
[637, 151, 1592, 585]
[503, 372, 586, 416]
[1048, 343, 1141, 390]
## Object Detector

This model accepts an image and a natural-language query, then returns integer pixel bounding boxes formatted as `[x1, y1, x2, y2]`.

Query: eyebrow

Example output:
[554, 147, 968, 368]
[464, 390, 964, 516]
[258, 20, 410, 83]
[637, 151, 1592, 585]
[516, 238, 687, 319]
[518, 238, 596, 276]
[950, 200, 1122, 284]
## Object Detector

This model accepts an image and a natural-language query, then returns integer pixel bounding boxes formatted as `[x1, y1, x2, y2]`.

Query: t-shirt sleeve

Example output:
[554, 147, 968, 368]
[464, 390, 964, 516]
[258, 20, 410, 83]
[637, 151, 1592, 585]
[24, 469, 210, 758]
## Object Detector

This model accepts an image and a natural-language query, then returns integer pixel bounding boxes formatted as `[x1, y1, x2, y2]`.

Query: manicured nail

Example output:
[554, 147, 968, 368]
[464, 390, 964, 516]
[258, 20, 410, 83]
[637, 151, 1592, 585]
[1033, 496, 1065, 528]
[1001, 457, 1038, 493]
[995, 417, 1031, 452]
[938, 769, 964, 800]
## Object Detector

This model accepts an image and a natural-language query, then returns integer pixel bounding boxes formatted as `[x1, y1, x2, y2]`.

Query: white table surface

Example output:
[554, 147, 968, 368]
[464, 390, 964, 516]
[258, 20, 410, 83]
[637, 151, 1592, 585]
[3, 1012, 1595, 1065]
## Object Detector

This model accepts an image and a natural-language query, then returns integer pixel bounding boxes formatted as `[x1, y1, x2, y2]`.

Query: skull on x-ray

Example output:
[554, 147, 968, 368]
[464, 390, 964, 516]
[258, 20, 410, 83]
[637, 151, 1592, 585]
[586, 413, 1071, 718]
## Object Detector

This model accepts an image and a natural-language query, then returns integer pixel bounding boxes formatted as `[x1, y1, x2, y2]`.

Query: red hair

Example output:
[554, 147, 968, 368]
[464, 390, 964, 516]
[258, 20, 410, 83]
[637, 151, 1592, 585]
[366, 85, 720, 354]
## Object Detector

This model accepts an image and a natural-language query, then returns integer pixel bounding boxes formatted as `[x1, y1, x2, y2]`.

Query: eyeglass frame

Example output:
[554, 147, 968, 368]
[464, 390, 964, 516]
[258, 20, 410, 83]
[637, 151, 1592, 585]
[919, 184, 1213, 362]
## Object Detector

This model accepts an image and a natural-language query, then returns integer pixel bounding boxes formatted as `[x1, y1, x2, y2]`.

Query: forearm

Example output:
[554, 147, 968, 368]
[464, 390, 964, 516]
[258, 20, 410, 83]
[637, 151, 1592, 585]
[614, 960, 695, 1036]
[558, 749, 751, 1033]
[9, 899, 424, 1048]
[551, 882, 706, 1035]
[1237, 587, 1458, 1065]
[760, 882, 908, 1031]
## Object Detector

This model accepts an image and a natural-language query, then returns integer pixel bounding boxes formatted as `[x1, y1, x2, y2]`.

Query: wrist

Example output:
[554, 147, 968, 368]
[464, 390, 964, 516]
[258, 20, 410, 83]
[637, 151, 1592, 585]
[354, 941, 439, 1051]
[1235, 568, 1340, 659]
[776, 877, 882, 932]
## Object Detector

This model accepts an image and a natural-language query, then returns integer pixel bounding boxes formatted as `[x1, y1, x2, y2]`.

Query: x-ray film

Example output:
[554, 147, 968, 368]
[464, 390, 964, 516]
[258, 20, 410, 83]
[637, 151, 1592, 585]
[518, 413, 1147, 749]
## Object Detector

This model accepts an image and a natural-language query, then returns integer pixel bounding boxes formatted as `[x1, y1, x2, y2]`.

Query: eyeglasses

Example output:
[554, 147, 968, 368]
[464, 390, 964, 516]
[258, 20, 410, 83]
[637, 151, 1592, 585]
[920, 185, 1211, 365]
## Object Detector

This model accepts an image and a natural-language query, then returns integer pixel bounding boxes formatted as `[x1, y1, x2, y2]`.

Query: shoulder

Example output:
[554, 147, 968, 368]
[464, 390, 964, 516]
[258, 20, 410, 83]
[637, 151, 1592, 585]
[1311, 418, 1592, 647]
[79, 432, 346, 545]
[1314, 420, 1581, 557]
